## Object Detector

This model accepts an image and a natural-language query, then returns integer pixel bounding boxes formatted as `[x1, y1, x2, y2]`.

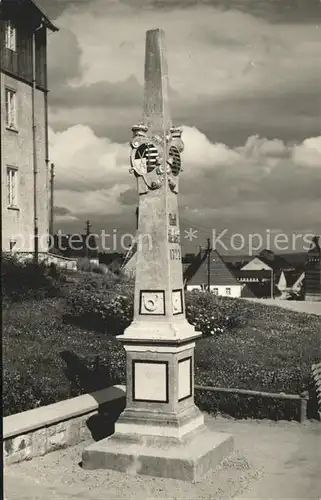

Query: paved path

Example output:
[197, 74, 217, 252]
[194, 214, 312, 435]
[244, 298, 321, 315]
[4, 416, 321, 499]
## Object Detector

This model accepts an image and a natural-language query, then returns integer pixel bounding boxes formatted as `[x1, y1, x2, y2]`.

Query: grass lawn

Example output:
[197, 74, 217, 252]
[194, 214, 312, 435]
[3, 297, 123, 416]
[3, 275, 321, 419]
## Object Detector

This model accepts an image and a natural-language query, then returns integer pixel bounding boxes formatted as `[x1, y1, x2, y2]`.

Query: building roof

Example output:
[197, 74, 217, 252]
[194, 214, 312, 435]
[53, 234, 99, 259]
[283, 270, 305, 288]
[307, 236, 321, 256]
[256, 250, 291, 270]
[2, 0, 59, 32]
[241, 281, 280, 299]
[184, 249, 241, 287]
[234, 269, 273, 281]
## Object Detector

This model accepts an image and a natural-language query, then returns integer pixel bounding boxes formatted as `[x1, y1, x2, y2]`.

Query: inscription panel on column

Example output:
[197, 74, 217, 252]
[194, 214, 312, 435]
[168, 212, 181, 261]
[133, 360, 169, 403]
[139, 290, 165, 315]
[178, 357, 192, 402]
[172, 288, 183, 315]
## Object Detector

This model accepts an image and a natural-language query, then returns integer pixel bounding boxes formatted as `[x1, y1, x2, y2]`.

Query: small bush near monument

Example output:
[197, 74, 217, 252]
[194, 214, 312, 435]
[65, 275, 134, 335]
[3, 271, 320, 420]
[65, 283, 244, 337]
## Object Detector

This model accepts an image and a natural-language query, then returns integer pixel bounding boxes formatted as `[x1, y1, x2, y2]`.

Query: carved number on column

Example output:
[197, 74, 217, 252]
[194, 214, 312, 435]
[170, 248, 181, 260]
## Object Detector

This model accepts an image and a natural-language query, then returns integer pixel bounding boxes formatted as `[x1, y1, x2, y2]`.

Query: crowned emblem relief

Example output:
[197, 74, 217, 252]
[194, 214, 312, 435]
[130, 124, 184, 195]
[166, 127, 184, 194]
[130, 124, 163, 194]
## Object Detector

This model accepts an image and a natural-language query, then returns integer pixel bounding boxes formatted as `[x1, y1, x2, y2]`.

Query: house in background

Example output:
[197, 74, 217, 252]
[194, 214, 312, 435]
[305, 236, 321, 302]
[184, 248, 243, 297]
[277, 270, 305, 299]
[236, 249, 293, 298]
[1, 0, 58, 256]
[240, 249, 291, 272]
[53, 234, 99, 267]
[233, 269, 281, 298]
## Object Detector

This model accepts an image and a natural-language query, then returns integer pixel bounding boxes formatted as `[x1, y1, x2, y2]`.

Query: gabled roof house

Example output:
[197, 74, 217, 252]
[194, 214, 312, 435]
[305, 236, 321, 301]
[184, 248, 243, 297]
[241, 249, 291, 272]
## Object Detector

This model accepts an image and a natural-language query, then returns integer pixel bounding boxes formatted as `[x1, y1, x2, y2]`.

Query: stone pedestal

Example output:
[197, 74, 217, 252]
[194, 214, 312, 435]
[83, 336, 233, 480]
[82, 28, 233, 480]
[82, 422, 233, 481]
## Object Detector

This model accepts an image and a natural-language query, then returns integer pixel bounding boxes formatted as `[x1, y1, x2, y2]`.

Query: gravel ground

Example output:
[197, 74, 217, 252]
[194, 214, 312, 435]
[4, 414, 321, 500]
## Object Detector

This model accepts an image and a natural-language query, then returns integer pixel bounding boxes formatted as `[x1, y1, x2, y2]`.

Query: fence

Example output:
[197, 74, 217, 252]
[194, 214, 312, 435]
[63, 354, 310, 422]
[194, 385, 309, 423]
[312, 362, 321, 419]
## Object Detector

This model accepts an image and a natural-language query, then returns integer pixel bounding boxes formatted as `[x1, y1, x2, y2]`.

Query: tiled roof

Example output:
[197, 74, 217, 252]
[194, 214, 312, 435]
[257, 255, 291, 270]
[234, 269, 283, 282]
[241, 281, 280, 298]
[307, 236, 321, 256]
[283, 270, 305, 288]
[184, 249, 241, 287]
[234, 269, 272, 280]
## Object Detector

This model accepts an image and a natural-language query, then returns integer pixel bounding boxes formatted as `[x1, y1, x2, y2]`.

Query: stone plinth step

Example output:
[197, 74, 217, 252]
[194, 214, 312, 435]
[82, 425, 233, 482]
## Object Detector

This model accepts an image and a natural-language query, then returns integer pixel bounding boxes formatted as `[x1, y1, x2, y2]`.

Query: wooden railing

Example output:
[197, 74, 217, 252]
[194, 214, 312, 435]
[312, 362, 321, 418]
[194, 385, 309, 423]
[63, 354, 312, 422]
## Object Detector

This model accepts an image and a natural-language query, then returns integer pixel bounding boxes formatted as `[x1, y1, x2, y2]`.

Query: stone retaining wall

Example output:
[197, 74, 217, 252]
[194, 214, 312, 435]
[4, 385, 126, 466]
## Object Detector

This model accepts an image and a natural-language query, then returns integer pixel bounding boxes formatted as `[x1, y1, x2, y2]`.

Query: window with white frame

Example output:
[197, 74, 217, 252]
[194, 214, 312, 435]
[5, 88, 17, 129]
[213, 287, 219, 295]
[5, 21, 17, 51]
[7, 166, 18, 207]
[225, 287, 231, 296]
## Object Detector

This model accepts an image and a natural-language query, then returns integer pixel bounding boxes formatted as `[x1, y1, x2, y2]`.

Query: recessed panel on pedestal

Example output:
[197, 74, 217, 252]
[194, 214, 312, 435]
[172, 288, 183, 315]
[178, 356, 192, 401]
[139, 290, 165, 315]
[133, 360, 169, 403]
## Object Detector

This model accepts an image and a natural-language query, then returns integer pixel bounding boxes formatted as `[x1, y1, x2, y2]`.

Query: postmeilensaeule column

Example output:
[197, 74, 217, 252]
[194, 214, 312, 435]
[82, 29, 233, 481]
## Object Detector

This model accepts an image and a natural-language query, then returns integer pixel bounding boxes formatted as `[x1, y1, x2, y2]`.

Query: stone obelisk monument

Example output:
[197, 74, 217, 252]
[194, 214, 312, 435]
[82, 29, 233, 481]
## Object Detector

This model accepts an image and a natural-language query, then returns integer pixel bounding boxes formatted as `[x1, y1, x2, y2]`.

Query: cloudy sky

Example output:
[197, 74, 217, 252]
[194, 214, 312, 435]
[40, 0, 321, 254]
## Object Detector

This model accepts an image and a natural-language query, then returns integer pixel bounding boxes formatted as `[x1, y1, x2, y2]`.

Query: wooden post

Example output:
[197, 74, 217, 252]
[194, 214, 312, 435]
[85, 220, 91, 259]
[49, 163, 55, 240]
[207, 238, 211, 292]
[32, 28, 38, 265]
[300, 391, 309, 423]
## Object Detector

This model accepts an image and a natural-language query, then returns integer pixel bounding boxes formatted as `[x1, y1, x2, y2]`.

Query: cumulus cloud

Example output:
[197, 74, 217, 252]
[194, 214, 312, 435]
[292, 136, 321, 169]
[49, 125, 133, 220]
[181, 126, 241, 170]
[46, 1, 321, 146]
[49, 123, 321, 241]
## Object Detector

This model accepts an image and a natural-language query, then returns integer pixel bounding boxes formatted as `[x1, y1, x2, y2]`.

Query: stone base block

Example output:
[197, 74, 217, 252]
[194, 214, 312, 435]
[82, 425, 234, 481]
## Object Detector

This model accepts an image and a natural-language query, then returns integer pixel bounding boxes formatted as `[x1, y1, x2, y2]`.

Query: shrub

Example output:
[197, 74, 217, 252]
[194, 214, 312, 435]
[2, 255, 61, 302]
[65, 276, 134, 335]
[185, 291, 247, 336]
[66, 288, 245, 338]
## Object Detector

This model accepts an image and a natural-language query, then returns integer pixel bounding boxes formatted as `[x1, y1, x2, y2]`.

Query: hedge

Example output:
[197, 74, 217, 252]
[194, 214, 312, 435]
[65, 283, 244, 337]
[2, 255, 63, 302]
